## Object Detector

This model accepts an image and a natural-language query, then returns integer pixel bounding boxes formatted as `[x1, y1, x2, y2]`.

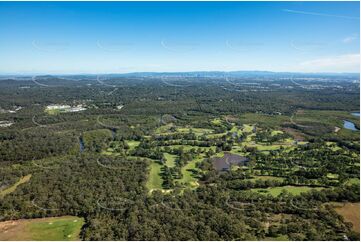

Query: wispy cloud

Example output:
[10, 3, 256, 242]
[342, 35, 357, 43]
[299, 54, 360, 72]
[283, 9, 359, 20]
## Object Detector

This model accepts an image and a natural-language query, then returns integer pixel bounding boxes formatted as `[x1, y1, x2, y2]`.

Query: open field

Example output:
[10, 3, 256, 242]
[0, 216, 84, 241]
[253, 186, 324, 196]
[248, 176, 285, 182]
[164, 153, 177, 167]
[176, 127, 214, 136]
[238, 113, 290, 128]
[146, 161, 163, 191]
[126, 140, 140, 151]
[333, 203, 360, 233]
[176, 158, 201, 188]
[0, 174, 31, 198]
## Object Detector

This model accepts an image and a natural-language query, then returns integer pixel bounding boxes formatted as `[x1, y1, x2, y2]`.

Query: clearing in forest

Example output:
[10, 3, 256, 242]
[253, 186, 324, 196]
[0, 216, 84, 241]
[333, 202, 360, 233]
[0, 174, 31, 198]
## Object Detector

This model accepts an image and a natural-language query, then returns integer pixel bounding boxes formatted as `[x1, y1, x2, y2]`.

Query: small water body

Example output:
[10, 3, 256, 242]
[351, 112, 360, 117]
[79, 137, 85, 152]
[343, 120, 358, 131]
[111, 128, 116, 139]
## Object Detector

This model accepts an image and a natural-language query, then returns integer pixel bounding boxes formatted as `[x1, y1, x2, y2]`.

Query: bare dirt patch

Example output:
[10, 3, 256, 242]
[334, 203, 360, 233]
[282, 127, 305, 141]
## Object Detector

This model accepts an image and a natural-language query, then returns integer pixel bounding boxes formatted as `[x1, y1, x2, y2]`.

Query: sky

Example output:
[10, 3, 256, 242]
[0, 1, 359, 74]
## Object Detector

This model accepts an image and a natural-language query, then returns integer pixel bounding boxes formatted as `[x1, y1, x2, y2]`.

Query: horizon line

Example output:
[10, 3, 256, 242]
[0, 70, 360, 76]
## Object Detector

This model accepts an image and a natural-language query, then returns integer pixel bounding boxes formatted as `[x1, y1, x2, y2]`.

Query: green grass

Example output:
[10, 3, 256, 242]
[325, 141, 342, 151]
[252, 186, 324, 196]
[271, 130, 284, 136]
[0, 216, 84, 241]
[126, 140, 140, 150]
[29, 217, 84, 241]
[0, 174, 31, 198]
[211, 118, 222, 125]
[176, 127, 214, 136]
[243, 124, 254, 133]
[239, 113, 290, 128]
[164, 153, 177, 167]
[168, 144, 215, 152]
[146, 154, 203, 192]
[248, 176, 285, 182]
[254, 144, 284, 151]
[265, 235, 289, 241]
[45, 109, 61, 115]
[326, 173, 339, 179]
[146, 161, 163, 192]
[176, 158, 201, 188]
[346, 178, 360, 186]
[230, 145, 247, 156]
[155, 123, 175, 134]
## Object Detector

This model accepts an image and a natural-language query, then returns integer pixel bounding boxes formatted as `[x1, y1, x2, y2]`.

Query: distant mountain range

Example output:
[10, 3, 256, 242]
[0, 71, 359, 80]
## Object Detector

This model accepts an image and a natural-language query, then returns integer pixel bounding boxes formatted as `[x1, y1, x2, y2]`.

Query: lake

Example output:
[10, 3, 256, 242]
[343, 120, 358, 131]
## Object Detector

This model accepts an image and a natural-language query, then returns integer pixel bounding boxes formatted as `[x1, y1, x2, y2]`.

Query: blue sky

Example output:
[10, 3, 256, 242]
[0, 1, 359, 74]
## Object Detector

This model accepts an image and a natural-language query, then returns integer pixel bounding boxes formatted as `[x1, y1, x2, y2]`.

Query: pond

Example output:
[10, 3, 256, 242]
[211, 152, 249, 171]
[343, 120, 358, 131]
[351, 112, 360, 117]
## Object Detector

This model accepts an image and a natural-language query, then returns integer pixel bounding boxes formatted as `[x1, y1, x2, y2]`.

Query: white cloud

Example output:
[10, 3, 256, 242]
[299, 54, 360, 72]
[342, 36, 357, 43]
[282, 9, 359, 20]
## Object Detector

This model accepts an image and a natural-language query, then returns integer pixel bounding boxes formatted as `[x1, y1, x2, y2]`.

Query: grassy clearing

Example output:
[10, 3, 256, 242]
[325, 141, 342, 151]
[146, 161, 163, 191]
[346, 178, 360, 185]
[243, 124, 254, 133]
[176, 158, 201, 188]
[164, 153, 177, 167]
[326, 173, 339, 179]
[254, 144, 284, 151]
[230, 145, 247, 156]
[239, 113, 290, 128]
[271, 130, 283, 136]
[294, 110, 360, 127]
[248, 176, 285, 182]
[45, 109, 61, 115]
[0, 216, 84, 241]
[0, 174, 31, 198]
[253, 186, 324, 196]
[211, 118, 222, 125]
[155, 123, 175, 134]
[176, 127, 214, 136]
[126, 140, 140, 150]
[168, 144, 215, 152]
[264, 235, 289, 241]
[333, 203, 360, 233]
[292, 110, 359, 139]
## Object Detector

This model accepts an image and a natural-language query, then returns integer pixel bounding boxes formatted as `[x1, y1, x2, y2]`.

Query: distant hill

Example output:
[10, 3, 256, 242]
[0, 71, 359, 80]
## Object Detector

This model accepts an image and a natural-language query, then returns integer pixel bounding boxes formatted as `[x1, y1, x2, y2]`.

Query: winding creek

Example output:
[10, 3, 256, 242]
[79, 137, 85, 152]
